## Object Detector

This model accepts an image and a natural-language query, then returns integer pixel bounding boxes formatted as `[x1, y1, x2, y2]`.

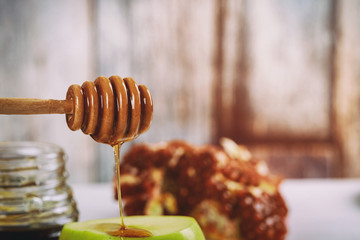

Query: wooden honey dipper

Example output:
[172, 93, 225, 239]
[0, 75, 153, 145]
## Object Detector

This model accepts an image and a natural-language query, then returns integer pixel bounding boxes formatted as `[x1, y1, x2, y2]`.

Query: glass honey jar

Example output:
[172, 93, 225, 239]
[0, 141, 78, 240]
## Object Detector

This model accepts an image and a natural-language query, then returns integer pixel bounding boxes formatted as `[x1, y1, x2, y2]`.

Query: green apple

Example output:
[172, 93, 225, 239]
[59, 216, 205, 240]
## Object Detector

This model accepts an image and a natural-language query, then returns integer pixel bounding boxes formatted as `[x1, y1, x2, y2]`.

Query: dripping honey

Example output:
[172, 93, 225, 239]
[113, 144, 126, 228]
[106, 144, 152, 238]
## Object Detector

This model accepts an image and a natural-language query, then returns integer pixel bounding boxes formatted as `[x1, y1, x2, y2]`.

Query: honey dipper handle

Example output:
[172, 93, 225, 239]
[0, 98, 73, 115]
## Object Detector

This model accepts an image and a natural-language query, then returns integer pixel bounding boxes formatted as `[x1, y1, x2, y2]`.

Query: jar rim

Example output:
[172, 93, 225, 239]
[0, 141, 66, 173]
[0, 141, 64, 159]
[0, 141, 64, 155]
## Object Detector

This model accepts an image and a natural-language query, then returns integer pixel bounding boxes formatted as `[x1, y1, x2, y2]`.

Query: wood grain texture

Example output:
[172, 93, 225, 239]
[249, 143, 340, 178]
[213, 0, 340, 177]
[214, 0, 334, 143]
[333, 0, 360, 177]
[0, 98, 72, 114]
[0, 0, 97, 183]
[0, 0, 359, 180]
[247, 0, 333, 141]
[213, 0, 250, 142]
[94, 0, 216, 181]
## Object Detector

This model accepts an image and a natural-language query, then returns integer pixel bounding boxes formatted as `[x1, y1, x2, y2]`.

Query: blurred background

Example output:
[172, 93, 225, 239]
[0, 0, 359, 183]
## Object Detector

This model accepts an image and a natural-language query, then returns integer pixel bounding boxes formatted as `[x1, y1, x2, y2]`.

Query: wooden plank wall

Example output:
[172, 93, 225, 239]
[334, 0, 360, 177]
[0, 0, 98, 183]
[93, 0, 216, 180]
[215, 0, 334, 142]
[0, 0, 359, 182]
[213, 0, 342, 178]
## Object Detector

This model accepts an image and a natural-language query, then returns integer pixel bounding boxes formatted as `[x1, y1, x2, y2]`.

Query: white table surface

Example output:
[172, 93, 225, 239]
[72, 179, 360, 240]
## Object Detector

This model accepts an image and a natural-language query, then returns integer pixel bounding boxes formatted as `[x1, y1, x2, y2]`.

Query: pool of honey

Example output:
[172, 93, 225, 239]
[95, 223, 152, 238]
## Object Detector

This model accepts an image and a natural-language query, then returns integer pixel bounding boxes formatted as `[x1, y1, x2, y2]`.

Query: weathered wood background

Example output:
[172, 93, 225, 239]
[0, 0, 359, 182]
